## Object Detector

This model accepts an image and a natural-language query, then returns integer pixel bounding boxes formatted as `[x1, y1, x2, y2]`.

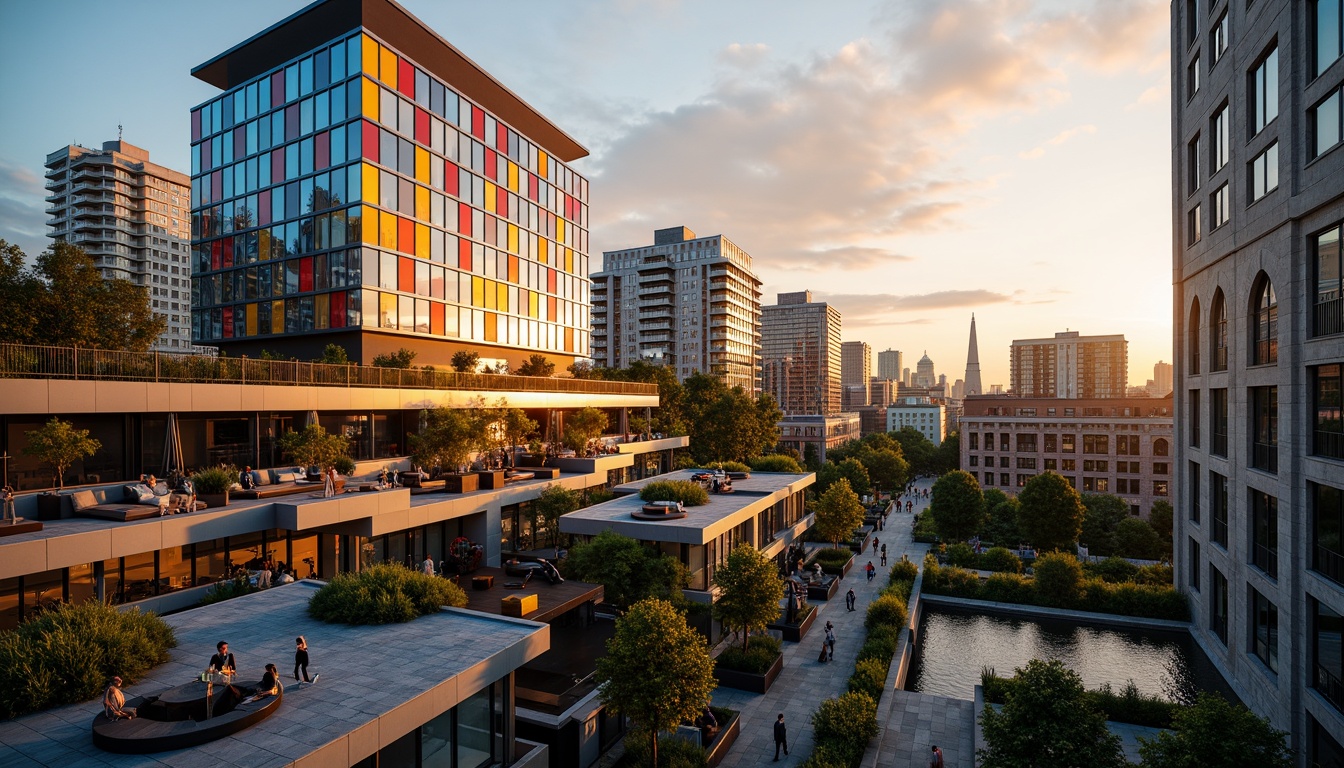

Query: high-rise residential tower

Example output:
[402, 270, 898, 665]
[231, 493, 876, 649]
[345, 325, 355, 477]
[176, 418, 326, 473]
[188, 0, 592, 369]
[841, 341, 872, 404]
[45, 140, 200, 353]
[592, 226, 761, 389]
[761, 291, 842, 416]
[1152, 360, 1173, 395]
[1010, 331, 1127, 398]
[1172, 0, 1344, 762]
[877, 348, 903, 381]
[965, 314, 983, 396]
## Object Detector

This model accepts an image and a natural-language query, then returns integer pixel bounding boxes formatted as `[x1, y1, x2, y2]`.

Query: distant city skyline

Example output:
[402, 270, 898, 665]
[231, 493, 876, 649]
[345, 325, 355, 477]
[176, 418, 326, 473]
[0, 0, 1174, 386]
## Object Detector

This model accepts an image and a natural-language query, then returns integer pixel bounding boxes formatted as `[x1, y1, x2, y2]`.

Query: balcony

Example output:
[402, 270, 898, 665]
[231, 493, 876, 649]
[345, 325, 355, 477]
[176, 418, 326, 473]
[1316, 428, 1344, 459]
[1316, 664, 1344, 715]
[1317, 297, 1344, 337]
[1252, 442, 1278, 473]
[1316, 544, 1344, 587]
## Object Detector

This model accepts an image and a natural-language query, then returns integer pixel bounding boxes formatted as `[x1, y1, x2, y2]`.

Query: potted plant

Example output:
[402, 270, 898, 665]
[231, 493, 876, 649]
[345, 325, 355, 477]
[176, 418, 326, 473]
[276, 424, 351, 475]
[192, 465, 236, 508]
[23, 418, 101, 520]
[411, 406, 478, 493]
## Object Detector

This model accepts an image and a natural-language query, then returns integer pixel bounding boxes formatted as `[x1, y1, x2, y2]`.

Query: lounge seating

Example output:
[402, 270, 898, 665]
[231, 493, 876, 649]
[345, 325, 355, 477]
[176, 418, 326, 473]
[91, 679, 282, 754]
[233, 468, 346, 499]
[69, 488, 205, 522]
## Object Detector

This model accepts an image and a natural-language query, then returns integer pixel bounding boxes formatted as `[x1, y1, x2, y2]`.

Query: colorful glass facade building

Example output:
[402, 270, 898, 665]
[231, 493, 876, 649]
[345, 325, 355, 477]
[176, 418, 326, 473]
[189, 0, 591, 368]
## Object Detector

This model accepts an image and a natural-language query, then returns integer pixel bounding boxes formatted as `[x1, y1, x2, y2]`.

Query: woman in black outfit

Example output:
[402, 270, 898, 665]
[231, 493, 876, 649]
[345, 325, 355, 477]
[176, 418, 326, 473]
[294, 636, 318, 684]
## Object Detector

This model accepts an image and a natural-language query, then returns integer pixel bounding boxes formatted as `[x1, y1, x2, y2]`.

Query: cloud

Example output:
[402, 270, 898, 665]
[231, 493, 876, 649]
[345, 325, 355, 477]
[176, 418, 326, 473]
[587, 0, 1167, 272]
[1019, 124, 1097, 159]
[1125, 81, 1169, 111]
[0, 156, 49, 258]
[812, 289, 1015, 327]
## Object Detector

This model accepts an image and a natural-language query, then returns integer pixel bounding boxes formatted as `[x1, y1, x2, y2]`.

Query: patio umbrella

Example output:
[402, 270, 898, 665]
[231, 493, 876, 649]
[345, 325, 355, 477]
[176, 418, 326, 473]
[305, 410, 320, 429]
[162, 414, 185, 477]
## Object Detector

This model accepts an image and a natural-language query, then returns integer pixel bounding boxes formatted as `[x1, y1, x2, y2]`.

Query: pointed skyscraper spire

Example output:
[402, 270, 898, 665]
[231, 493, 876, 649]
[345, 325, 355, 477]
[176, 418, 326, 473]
[964, 314, 983, 397]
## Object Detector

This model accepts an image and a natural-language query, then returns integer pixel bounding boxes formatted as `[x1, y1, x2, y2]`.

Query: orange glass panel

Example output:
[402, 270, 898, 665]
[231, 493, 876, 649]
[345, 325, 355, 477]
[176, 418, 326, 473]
[507, 224, 518, 254]
[398, 216, 415, 255]
[271, 301, 284, 334]
[496, 281, 508, 311]
[565, 249, 573, 273]
[537, 238, 547, 264]
[363, 164, 379, 206]
[362, 77, 379, 122]
[471, 276, 484, 307]
[431, 302, 444, 335]
[507, 161, 518, 192]
[564, 327, 574, 353]
[484, 279, 496, 310]
[484, 182, 496, 213]
[538, 150, 548, 179]
[245, 303, 258, 336]
[507, 255, 518, 283]
[415, 146, 429, 183]
[399, 256, 414, 293]
[380, 210, 397, 249]
[361, 34, 378, 77]
[484, 312, 497, 342]
[529, 290, 538, 317]
[379, 45, 397, 90]
[362, 206, 379, 245]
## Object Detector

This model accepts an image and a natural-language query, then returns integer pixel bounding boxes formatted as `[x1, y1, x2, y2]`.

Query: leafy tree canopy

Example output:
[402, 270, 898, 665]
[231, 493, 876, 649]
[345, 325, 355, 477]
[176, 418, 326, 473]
[1017, 472, 1085, 552]
[1114, 517, 1165, 560]
[276, 424, 350, 470]
[1137, 693, 1291, 768]
[978, 659, 1125, 768]
[1080, 493, 1131, 556]
[450, 350, 480, 373]
[410, 406, 480, 472]
[532, 485, 580, 548]
[929, 470, 986, 542]
[24, 417, 102, 490]
[565, 530, 690, 610]
[712, 544, 784, 649]
[371, 348, 417, 369]
[318, 343, 350, 365]
[514, 353, 556, 377]
[813, 477, 865, 548]
[817, 457, 872, 498]
[563, 407, 609, 453]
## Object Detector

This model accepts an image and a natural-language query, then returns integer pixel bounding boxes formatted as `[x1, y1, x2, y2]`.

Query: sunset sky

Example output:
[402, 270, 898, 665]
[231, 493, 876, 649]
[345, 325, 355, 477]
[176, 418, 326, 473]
[0, 0, 1174, 388]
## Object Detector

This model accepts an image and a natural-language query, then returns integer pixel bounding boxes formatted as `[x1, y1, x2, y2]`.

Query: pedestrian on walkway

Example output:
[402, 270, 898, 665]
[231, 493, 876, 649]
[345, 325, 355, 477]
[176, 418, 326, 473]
[818, 636, 830, 663]
[929, 745, 944, 767]
[773, 714, 789, 760]
[872, 535, 880, 553]
[865, 561, 876, 582]
[881, 544, 888, 567]
[845, 588, 856, 611]
[825, 622, 836, 661]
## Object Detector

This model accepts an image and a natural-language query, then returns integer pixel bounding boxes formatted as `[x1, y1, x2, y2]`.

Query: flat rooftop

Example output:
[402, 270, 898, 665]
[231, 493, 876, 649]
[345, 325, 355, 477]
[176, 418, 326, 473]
[0, 581, 547, 768]
[558, 470, 814, 545]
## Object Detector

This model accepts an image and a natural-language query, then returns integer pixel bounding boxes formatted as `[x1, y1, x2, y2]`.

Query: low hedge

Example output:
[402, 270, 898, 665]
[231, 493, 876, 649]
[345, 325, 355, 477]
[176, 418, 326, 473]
[813, 548, 853, 570]
[0, 601, 177, 719]
[621, 728, 709, 768]
[857, 624, 900, 663]
[750, 454, 806, 473]
[865, 595, 908, 631]
[804, 691, 879, 768]
[198, 573, 260, 606]
[640, 479, 710, 506]
[982, 670, 1178, 728]
[716, 635, 782, 674]
[848, 657, 888, 701]
[308, 562, 467, 625]
[979, 547, 1024, 573]
[888, 557, 918, 582]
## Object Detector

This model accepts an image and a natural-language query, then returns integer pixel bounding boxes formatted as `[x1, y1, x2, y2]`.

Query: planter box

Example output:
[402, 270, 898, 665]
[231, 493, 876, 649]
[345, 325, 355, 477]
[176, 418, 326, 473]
[517, 454, 550, 468]
[476, 470, 506, 490]
[704, 711, 741, 768]
[199, 491, 229, 508]
[443, 474, 479, 494]
[813, 552, 855, 578]
[36, 494, 65, 521]
[713, 652, 784, 694]
[767, 604, 818, 642]
[806, 576, 841, 602]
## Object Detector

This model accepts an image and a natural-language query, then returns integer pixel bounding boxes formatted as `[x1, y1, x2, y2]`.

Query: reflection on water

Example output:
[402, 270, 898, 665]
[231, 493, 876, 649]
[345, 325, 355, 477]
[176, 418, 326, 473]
[906, 607, 1227, 702]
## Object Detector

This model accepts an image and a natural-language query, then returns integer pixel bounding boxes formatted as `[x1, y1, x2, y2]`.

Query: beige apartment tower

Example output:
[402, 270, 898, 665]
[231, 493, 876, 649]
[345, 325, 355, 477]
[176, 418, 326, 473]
[877, 348, 903, 381]
[841, 341, 872, 407]
[761, 291, 843, 415]
[1010, 331, 1128, 398]
[44, 140, 199, 352]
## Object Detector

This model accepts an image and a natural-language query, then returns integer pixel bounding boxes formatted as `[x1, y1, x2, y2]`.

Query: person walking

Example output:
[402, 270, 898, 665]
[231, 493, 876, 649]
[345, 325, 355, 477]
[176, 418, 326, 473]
[845, 587, 856, 611]
[773, 713, 789, 760]
[872, 536, 880, 554]
[880, 544, 888, 567]
[825, 622, 836, 661]
[865, 561, 876, 582]
[929, 745, 944, 767]
[294, 636, 318, 684]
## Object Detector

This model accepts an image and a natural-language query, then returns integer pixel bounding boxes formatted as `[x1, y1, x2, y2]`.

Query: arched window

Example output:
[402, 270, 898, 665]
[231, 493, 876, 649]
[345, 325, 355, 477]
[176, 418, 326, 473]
[1153, 438, 1169, 457]
[1188, 297, 1201, 374]
[1211, 289, 1228, 372]
[1252, 276, 1278, 365]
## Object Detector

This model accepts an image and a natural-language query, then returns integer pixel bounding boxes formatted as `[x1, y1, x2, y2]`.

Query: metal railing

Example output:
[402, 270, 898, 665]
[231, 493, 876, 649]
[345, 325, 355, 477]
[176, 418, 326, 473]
[1252, 441, 1279, 473]
[0, 343, 658, 397]
[1316, 297, 1344, 338]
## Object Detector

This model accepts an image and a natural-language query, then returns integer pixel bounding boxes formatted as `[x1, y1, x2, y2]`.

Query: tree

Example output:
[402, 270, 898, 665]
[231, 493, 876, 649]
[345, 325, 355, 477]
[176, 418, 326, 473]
[979, 660, 1125, 768]
[317, 343, 349, 365]
[410, 407, 479, 472]
[817, 457, 871, 498]
[857, 445, 910, 496]
[891, 426, 937, 477]
[713, 544, 784, 649]
[514, 353, 556, 377]
[1017, 472, 1085, 552]
[983, 496, 1022, 547]
[450, 350, 480, 373]
[372, 348, 418, 368]
[1114, 518, 1164, 560]
[565, 531, 689, 610]
[595, 598, 715, 768]
[934, 431, 960, 475]
[929, 470, 986, 542]
[500, 406, 538, 467]
[813, 478, 865, 549]
[532, 485, 579, 548]
[749, 454, 805, 473]
[0, 240, 166, 352]
[276, 424, 350, 470]
[23, 418, 101, 490]
[1080, 494, 1130, 556]
[1033, 551, 1084, 606]
[1149, 500, 1174, 558]
[680, 373, 781, 463]
[563, 407, 609, 453]
[1137, 693, 1291, 768]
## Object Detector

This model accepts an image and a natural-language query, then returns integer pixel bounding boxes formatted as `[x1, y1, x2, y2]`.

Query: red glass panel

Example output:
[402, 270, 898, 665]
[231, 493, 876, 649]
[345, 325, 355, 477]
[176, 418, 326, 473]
[398, 58, 414, 98]
[415, 108, 429, 145]
[497, 123, 509, 153]
[547, 268, 556, 293]
[222, 307, 234, 338]
[330, 291, 346, 328]
[211, 240, 222, 270]
[259, 190, 271, 226]
[272, 148, 284, 181]
[363, 120, 380, 163]
[485, 149, 496, 181]
[458, 238, 472, 270]
[458, 203, 472, 236]
[497, 186, 507, 214]
[399, 256, 414, 293]
[528, 173, 538, 201]
[191, 110, 201, 142]
[300, 256, 314, 292]
[431, 302, 444, 336]
[315, 131, 330, 171]
[222, 237, 234, 268]
[444, 161, 458, 196]
[398, 217, 415, 255]
[271, 71, 284, 106]
[471, 105, 484, 140]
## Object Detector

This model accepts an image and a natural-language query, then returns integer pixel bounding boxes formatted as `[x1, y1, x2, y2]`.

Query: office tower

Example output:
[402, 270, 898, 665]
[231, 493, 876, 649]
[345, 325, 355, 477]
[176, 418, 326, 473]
[1152, 360, 1173, 395]
[841, 341, 872, 407]
[592, 226, 761, 389]
[915, 352, 936, 388]
[878, 348, 903, 381]
[952, 378, 965, 400]
[887, 397, 947, 446]
[869, 376, 895, 407]
[965, 313, 983, 396]
[1009, 331, 1127, 398]
[761, 290, 842, 416]
[1172, 0, 1344, 762]
[44, 140, 200, 352]
[188, 0, 591, 369]
[902, 367, 911, 387]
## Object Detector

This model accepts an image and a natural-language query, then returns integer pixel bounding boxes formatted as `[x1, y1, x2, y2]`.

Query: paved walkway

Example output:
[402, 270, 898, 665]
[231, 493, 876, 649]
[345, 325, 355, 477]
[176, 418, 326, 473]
[872, 691, 974, 768]
[714, 477, 945, 768]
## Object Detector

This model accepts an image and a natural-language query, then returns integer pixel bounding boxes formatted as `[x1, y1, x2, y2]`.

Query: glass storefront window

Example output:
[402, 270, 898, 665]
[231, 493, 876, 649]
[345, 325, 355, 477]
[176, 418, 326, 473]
[160, 545, 194, 593]
[291, 533, 319, 579]
[195, 539, 229, 585]
[231, 532, 265, 571]
[68, 563, 96, 605]
[122, 553, 157, 603]
[421, 707, 453, 768]
[0, 577, 20, 630]
[457, 683, 494, 768]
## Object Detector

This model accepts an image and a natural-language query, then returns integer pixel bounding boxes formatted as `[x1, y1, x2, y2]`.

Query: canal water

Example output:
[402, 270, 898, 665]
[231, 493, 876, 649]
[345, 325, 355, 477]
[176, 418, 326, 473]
[906, 604, 1233, 702]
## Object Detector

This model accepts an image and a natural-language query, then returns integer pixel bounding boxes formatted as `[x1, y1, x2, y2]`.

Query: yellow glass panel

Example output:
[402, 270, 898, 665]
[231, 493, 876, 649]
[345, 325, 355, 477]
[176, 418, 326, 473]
[363, 165, 379, 206]
[496, 282, 508, 312]
[415, 186, 429, 220]
[379, 45, 397, 89]
[472, 276, 484, 307]
[556, 221, 565, 245]
[538, 151, 548, 179]
[484, 279, 496, 310]
[537, 238, 547, 264]
[529, 291, 538, 317]
[361, 206, 378, 244]
[315, 294, 330, 330]
[361, 33, 378, 78]
[484, 312, 497, 342]
[245, 303, 258, 336]
[380, 292, 398, 328]
[507, 161, 518, 192]
[507, 224, 518, 254]
[271, 301, 284, 334]
[484, 182, 496, 214]
[565, 249, 573, 273]
[416, 223, 430, 259]
[415, 147, 429, 183]
[362, 77, 379, 122]
[380, 211, 397, 249]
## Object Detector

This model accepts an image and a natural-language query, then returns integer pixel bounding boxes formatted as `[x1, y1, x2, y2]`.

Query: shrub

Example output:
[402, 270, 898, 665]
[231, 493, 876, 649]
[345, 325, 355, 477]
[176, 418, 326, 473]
[1034, 551, 1084, 607]
[979, 547, 1023, 574]
[888, 557, 918, 582]
[640, 480, 709, 506]
[813, 548, 853, 571]
[940, 566, 983, 599]
[308, 562, 467, 625]
[945, 541, 977, 568]
[749, 454, 805, 473]
[911, 513, 939, 543]
[881, 579, 914, 604]
[0, 601, 176, 719]
[1136, 563, 1174, 586]
[983, 671, 1178, 729]
[715, 635, 781, 674]
[623, 728, 709, 768]
[800, 741, 857, 768]
[812, 691, 879, 765]
[857, 628, 900, 664]
[1087, 555, 1140, 583]
[1085, 580, 1190, 621]
[197, 573, 259, 606]
[865, 595, 908, 631]
[709, 460, 753, 474]
[848, 657, 889, 700]
[191, 464, 236, 494]
[980, 572, 1035, 604]
[333, 455, 357, 476]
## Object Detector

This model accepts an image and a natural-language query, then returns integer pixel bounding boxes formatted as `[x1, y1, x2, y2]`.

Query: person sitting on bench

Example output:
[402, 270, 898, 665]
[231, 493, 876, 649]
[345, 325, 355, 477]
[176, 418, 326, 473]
[103, 676, 136, 720]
